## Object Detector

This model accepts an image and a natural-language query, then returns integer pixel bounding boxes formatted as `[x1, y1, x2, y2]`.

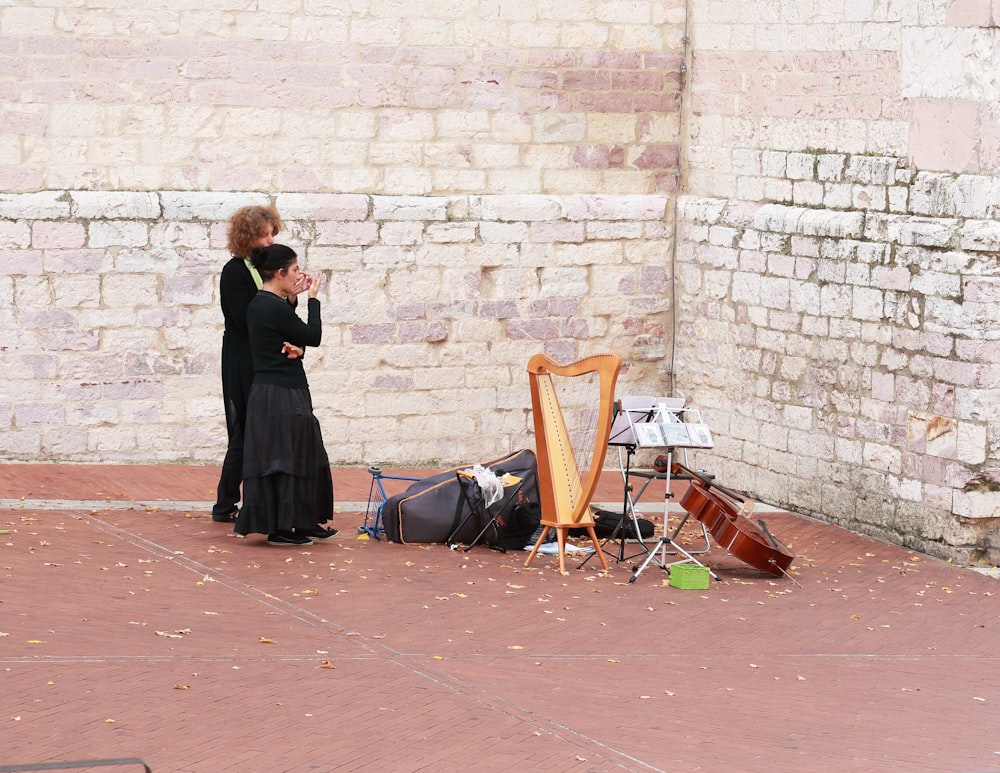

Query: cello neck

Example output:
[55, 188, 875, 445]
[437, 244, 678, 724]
[672, 460, 746, 507]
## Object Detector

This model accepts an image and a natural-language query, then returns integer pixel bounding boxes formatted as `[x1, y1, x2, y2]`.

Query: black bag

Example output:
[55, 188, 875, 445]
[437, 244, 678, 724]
[570, 507, 655, 540]
[382, 449, 541, 550]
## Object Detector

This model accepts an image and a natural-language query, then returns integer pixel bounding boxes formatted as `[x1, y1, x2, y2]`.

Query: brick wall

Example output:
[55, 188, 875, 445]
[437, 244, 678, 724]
[0, 190, 672, 466]
[0, 3, 684, 469]
[0, 4, 683, 195]
[1, 1, 998, 563]
[677, 0, 1000, 563]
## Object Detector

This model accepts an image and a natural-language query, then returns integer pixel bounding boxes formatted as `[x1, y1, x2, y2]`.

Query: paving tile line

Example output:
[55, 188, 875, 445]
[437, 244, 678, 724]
[8, 501, 668, 773]
[0, 497, 776, 514]
[0, 499, 371, 513]
[5, 497, 994, 578]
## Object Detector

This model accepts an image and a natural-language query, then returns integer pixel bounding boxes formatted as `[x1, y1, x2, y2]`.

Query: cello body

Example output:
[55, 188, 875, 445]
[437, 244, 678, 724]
[677, 465, 794, 578]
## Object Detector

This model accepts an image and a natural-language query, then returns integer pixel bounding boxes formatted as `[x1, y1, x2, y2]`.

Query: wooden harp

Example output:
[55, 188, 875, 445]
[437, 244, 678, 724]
[523, 353, 622, 573]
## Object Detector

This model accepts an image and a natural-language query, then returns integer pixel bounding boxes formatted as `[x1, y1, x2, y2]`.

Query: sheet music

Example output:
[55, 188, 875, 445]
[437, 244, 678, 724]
[660, 421, 691, 446]
[685, 423, 713, 448]
[634, 422, 666, 447]
[611, 395, 714, 449]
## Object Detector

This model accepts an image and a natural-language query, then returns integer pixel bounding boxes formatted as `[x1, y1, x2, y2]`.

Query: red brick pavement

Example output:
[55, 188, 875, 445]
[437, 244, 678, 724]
[1, 464, 998, 773]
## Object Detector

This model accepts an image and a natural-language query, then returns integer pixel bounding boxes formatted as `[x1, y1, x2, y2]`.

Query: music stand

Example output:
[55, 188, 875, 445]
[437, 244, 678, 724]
[620, 400, 719, 584]
[581, 395, 702, 567]
[577, 396, 662, 566]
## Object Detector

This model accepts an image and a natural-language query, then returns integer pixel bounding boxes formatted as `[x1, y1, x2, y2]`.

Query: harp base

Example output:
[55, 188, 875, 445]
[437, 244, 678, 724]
[524, 522, 609, 574]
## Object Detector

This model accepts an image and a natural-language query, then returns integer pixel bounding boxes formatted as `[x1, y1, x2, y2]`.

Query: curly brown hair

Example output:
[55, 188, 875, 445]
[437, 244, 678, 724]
[226, 205, 283, 258]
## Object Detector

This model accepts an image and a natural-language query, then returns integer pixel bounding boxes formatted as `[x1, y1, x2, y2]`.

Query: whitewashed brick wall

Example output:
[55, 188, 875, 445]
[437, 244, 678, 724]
[0, 190, 673, 466]
[1, 0, 998, 564]
[0, 3, 683, 196]
[679, 0, 1000, 563]
[0, 3, 684, 470]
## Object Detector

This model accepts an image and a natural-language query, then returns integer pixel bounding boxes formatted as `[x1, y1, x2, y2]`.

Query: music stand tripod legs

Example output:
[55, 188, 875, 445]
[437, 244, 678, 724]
[628, 514, 720, 583]
[627, 450, 719, 584]
[579, 444, 650, 568]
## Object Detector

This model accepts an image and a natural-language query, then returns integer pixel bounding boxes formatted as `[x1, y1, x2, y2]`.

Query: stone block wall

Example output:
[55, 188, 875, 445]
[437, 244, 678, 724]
[0, 190, 673, 467]
[677, 175, 998, 563]
[676, 0, 1000, 563]
[0, 1, 685, 469]
[0, 0, 998, 563]
[0, 3, 683, 196]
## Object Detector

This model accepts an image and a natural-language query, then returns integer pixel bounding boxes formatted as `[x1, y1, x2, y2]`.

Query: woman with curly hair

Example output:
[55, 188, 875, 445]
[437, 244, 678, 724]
[212, 205, 306, 522]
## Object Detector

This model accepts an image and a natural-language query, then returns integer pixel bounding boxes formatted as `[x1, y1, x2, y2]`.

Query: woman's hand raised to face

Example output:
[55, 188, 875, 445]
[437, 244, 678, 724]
[307, 271, 323, 299]
[289, 270, 310, 297]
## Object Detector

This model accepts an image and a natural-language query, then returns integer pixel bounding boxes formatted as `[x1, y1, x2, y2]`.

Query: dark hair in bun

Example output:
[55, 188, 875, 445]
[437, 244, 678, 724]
[249, 244, 297, 281]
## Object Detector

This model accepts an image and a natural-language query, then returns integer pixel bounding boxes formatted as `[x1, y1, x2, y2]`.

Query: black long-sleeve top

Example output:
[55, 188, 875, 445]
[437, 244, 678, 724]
[246, 291, 322, 388]
[219, 258, 258, 418]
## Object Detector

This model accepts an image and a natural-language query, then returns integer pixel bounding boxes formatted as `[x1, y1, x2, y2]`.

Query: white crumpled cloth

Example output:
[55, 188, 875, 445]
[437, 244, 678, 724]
[467, 464, 504, 508]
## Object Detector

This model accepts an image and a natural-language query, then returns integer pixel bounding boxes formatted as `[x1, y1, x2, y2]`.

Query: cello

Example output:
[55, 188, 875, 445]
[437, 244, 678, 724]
[673, 461, 795, 578]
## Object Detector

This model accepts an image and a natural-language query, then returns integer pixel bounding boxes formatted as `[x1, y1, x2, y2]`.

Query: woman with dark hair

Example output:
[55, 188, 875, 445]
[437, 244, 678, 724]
[212, 205, 303, 523]
[235, 243, 336, 546]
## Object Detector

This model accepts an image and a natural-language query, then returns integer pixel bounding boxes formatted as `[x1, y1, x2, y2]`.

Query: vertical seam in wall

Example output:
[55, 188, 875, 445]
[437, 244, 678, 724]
[668, 0, 692, 397]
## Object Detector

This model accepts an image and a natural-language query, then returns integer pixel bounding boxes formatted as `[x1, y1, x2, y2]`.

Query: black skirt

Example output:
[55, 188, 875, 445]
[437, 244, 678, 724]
[236, 383, 334, 536]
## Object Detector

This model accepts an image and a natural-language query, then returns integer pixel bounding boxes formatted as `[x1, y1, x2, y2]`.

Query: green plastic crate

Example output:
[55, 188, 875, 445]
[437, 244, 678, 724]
[668, 563, 710, 590]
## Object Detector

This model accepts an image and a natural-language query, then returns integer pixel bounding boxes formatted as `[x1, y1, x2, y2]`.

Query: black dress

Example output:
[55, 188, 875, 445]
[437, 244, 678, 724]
[212, 258, 257, 518]
[235, 291, 334, 537]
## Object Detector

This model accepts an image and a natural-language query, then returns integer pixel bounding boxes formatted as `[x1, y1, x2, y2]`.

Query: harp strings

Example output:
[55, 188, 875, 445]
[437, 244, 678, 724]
[547, 368, 602, 485]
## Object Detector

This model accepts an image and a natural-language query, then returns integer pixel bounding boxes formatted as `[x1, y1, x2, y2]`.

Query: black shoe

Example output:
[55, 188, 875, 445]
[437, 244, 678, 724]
[303, 526, 339, 541]
[212, 509, 238, 523]
[266, 531, 313, 546]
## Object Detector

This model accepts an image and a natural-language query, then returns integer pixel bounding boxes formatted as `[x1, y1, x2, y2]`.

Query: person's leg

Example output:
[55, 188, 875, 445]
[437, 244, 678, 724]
[212, 399, 244, 520]
[212, 431, 242, 519]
